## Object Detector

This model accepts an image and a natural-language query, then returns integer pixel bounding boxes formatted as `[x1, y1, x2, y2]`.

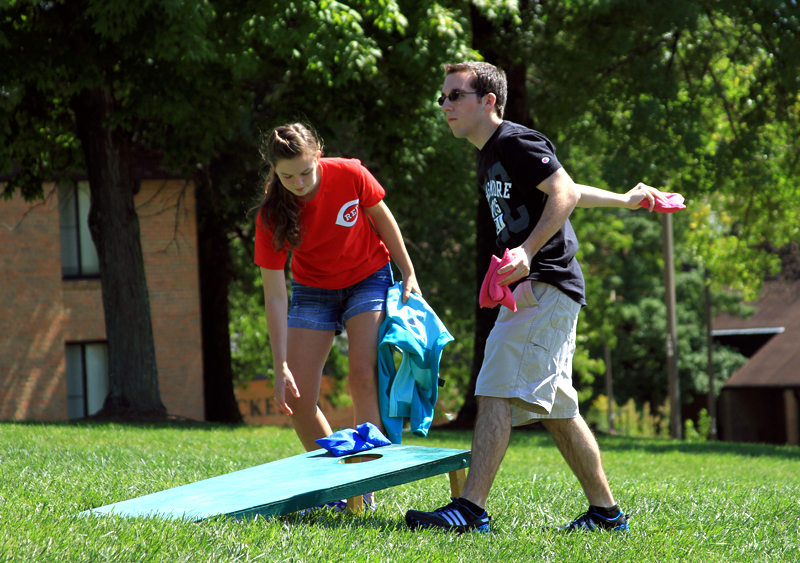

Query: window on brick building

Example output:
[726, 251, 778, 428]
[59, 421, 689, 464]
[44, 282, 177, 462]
[58, 181, 100, 278]
[65, 342, 109, 419]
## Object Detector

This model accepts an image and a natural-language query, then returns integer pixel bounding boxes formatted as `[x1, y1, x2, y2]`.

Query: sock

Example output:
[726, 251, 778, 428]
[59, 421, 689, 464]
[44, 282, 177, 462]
[590, 504, 621, 519]
[457, 498, 486, 516]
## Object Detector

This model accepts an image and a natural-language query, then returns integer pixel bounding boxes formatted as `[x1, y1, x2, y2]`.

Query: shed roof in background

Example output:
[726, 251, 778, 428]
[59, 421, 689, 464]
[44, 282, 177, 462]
[714, 280, 800, 387]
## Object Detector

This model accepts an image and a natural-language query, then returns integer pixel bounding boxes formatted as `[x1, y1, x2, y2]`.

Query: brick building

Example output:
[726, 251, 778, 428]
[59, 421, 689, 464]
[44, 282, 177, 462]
[0, 178, 204, 421]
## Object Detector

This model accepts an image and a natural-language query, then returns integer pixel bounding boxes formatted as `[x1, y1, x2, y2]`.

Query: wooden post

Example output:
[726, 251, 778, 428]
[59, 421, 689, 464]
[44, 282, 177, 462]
[344, 456, 368, 513]
[604, 342, 615, 433]
[449, 468, 467, 498]
[705, 270, 718, 441]
[720, 390, 734, 442]
[785, 389, 799, 447]
[662, 214, 682, 439]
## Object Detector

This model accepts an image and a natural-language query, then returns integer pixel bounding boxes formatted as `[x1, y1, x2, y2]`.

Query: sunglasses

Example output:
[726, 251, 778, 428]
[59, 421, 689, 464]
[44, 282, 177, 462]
[437, 90, 485, 106]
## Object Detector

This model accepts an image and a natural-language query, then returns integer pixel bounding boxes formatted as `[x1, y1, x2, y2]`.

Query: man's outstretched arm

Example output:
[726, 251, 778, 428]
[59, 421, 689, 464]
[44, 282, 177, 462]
[546, 167, 667, 210]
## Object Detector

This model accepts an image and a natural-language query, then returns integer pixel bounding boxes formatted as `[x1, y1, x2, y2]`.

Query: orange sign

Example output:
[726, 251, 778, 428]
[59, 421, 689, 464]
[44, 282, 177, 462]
[234, 377, 355, 429]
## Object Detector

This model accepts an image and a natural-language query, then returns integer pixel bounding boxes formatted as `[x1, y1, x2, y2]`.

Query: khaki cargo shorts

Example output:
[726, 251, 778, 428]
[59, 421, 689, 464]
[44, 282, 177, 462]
[475, 280, 581, 427]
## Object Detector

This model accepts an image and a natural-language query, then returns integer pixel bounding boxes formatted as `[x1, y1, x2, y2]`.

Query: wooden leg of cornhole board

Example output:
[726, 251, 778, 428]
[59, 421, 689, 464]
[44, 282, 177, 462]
[448, 468, 467, 497]
[345, 455, 368, 513]
[346, 495, 364, 512]
[345, 457, 467, 512]
[343, 455, 468, 513]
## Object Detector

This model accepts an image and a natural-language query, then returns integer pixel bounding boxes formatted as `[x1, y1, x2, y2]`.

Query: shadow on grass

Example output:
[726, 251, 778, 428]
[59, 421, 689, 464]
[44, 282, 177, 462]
[434, 422, 800, 461]
[6, 419, 797, 461]
[596, 434, 800, 461]
[272, 511, 409, 534]
[0, 418, 247, 432]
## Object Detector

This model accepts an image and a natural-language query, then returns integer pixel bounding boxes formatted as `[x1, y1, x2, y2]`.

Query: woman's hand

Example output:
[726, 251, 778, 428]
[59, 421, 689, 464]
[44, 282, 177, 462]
[401, 272, 422, 303]
[273, 362, 300, 415]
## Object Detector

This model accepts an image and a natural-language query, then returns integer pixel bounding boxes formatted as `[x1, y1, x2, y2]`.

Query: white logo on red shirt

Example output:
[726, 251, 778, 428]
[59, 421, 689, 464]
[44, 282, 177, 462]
[335, 199, 360, 227]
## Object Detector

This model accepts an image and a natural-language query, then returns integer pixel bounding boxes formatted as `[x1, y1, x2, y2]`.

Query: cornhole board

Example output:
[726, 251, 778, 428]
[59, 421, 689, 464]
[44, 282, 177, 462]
[82, 444, 470, 521]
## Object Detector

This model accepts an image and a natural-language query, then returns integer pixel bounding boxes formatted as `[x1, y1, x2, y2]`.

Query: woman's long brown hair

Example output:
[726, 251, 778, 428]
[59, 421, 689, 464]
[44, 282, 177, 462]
[257, 123, 323, 251]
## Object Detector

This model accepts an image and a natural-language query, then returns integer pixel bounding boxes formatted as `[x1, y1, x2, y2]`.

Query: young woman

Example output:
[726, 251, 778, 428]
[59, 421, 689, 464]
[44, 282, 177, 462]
[254, 123, 420, 462]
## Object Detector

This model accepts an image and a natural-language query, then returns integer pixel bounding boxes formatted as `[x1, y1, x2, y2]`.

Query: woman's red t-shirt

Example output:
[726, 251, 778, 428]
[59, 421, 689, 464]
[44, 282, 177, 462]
[254, 158, 391, 289]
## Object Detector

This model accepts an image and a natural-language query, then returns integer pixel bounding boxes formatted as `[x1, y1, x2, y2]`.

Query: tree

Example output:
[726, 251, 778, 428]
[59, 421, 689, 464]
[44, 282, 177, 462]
[437, 1, 536, 428]
[440, 0, 800, 424]
[220, 0, 479, 408]
[527, 0, 800, 295]
[7, 0, 795, 426]
[0, 0, 253, 419]
[1, 0, 480, 422]
[525, 0, 799, 412]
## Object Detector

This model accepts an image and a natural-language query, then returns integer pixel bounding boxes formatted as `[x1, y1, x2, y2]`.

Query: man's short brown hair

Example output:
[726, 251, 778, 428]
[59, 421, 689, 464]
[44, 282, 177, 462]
[444, 62, 507, 119]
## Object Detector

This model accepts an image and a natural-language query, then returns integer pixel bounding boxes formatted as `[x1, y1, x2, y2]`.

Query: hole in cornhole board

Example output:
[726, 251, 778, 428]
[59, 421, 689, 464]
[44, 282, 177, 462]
[339, 454, 382, 464]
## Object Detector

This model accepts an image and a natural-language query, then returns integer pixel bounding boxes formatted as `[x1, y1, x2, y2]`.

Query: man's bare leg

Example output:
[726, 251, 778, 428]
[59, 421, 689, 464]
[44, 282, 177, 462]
[459, 396, 513, 509]
[542, 415, 615, 507]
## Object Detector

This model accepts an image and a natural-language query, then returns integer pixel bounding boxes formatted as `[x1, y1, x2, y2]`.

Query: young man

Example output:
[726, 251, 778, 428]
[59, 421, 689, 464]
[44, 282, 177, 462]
[405, 62, 666, 534]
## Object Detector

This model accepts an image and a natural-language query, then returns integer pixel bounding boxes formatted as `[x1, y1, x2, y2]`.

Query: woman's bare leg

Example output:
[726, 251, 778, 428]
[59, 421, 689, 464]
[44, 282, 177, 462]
[344, 310, 385, 432]
[285, 326, 336, 451]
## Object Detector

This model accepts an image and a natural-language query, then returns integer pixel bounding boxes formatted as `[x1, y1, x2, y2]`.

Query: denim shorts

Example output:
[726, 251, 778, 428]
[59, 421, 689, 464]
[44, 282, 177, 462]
[288, 263, 394, 334]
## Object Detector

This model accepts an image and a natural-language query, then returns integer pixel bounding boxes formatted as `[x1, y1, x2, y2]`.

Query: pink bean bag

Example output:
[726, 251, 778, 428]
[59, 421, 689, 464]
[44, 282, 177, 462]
[479, 249, 517, 311]
[641, 192, 686, 213]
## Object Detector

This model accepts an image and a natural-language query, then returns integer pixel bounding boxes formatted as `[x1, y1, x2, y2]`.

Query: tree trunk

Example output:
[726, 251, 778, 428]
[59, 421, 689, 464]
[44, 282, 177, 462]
[71, 87, 166, 420]
[446, 197, 499, 429]
[450, 5, 535, 428]
[195, 165, 243, 424]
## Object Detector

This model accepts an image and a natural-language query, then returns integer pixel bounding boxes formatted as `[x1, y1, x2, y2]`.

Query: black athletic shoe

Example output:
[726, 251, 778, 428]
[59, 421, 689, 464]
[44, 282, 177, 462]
[405, 497, 491, 534]
[547, 509, 630, 532]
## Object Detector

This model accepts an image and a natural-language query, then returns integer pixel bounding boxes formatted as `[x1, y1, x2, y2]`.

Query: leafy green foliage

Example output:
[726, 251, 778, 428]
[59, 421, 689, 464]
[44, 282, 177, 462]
[222, 1, 479, 409]
[1, 0, 481, 414]
[228, 236, 272, 383]
[527, 0, 800, 293]
[476, 0, 798, 412]
[573, 207, 750, 410]
[4, 0, 798, 421]
[0, 0, 246, 189]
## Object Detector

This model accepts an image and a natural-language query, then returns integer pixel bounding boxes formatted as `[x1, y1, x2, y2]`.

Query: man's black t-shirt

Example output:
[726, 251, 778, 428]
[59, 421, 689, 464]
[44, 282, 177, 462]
[478, 121, 586, 306]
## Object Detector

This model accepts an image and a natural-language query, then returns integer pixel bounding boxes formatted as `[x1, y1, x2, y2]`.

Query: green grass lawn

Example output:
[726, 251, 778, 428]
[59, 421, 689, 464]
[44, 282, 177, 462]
[1, 421, 798, 562]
